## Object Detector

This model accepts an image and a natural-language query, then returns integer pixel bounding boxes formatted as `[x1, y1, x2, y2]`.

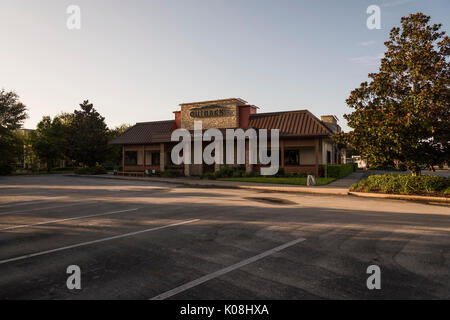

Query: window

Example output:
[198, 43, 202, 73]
[284, 149, 300, 165]
[152, 152, 160, 166]
[327, 151, 331, 164]
[125, 151, 138, 166]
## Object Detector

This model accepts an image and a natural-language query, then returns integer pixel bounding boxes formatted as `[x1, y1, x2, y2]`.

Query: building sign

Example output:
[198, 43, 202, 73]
[189, 105, 232, 118]
[180, 99, 242, 130]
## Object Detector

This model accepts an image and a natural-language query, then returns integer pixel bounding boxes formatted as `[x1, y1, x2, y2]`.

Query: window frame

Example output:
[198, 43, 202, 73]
[284, 149, 300, 166]
[151, 152, 160, 166]
[124, 151, 138, 166]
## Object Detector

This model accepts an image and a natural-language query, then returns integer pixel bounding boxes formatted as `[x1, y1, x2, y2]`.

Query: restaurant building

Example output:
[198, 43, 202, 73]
[110, 98, 345, 176]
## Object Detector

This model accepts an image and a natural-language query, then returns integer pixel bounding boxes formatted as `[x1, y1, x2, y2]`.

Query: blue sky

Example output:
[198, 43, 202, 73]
[1, 0, 449, 131]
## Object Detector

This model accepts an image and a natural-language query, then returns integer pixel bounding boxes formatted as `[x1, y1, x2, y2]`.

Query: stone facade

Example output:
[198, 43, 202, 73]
[180, 98, 245, 130]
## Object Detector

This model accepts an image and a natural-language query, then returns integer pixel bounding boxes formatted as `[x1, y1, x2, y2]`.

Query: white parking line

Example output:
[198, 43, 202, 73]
[0, 219, 200, 265]
[0, 208, 140, 231]
[150, 237, 306, 300]
[0, 202, 94, 216]
[0, 200, 49, 208]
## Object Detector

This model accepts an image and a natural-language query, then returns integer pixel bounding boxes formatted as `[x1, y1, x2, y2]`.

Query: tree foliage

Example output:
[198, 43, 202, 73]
[30, 116, 67, 171]
[66, 100, 109, 167]
[336, 13, 449, 174]
[0, 89, 28, 174]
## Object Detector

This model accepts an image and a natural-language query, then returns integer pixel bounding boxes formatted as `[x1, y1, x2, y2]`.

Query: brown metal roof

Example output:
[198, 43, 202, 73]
[248, 110, 332, 136]
[109, 120, 175, 145]
[110, 110, 332, 145]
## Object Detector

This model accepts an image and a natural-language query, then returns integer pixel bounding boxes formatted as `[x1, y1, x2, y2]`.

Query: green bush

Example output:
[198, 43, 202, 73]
[200, 172, 216, 180]
[200, 166, 260, 179]
[245, 171, 258, 177]
[51, 167, 74, 172]
[326, 163, 356, 179]
[215, 166, 234, 178]
[351, 174, 450, 195]
[74, 165, 107, 175]
[0, 163, 14, 175]
[74, 167, 88, 175]
[160, 169, 182, 178]
[232, 170, 245, 178]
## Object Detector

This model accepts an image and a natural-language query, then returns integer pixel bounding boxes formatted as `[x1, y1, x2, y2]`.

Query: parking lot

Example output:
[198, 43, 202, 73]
[0, 175, 448, 299]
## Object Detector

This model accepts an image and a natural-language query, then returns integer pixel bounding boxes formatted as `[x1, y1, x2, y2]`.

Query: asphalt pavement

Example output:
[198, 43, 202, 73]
[0, 175, 448, 299]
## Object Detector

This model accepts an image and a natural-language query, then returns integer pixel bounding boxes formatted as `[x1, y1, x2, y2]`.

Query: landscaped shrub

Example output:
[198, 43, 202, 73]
[276, 167, 285, 176]
[245, 171, 258, 177]
[74, 165, 107, 175]
[201, 167, 246, 179]
[326, 163, 356, 179]
[0, 163, 14, 175]
[51, 167, 75, 172]
[232, 170, 245, 178]
[351, 174, 450, 195]
[160, 169, 182, 178]
[200, 172, 216, 180]
[287, 172, 307, 178]
[215, 166, 235, 178]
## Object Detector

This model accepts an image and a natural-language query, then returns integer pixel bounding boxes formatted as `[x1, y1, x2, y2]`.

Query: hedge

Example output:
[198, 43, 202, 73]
[201, 164, 358, 180]
[74, 165, 107, 175]
[326, 163, 356, 179]
[0, 163, 14, 175]
[351, 174, 450, 195]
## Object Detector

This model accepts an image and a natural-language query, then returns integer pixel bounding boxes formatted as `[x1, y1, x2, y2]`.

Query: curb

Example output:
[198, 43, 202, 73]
[66, 174, 349, 195]
[67, 174, 448, 202]
[233, 185, 349, 195]
[349, 191, 449, 203]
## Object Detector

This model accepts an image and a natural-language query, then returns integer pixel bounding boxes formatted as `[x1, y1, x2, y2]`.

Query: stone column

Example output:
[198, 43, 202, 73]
[314, 139, 319, 176]
[122, 146, 125, 172]
[142, 145, 146, 172]
[160, 143, 165, 172]
[245, 139, 252, 173]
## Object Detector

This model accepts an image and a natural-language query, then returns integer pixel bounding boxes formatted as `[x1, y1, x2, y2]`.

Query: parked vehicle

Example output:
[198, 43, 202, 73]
[351, 156, 367, 169]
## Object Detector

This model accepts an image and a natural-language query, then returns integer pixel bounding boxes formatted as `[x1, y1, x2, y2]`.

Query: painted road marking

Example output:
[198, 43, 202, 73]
[150, 237, 306, 300]
[0, 200, 50, 209]
[0, 202, 95, 216]
[0, 219, 200, 265]
[0, 208, 140, 231]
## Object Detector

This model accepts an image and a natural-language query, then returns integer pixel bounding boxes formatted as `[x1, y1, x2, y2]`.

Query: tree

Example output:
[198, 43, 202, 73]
[30, 116, 67, 171]
[66, 100, 109, 167]
[0, 89, 28, 174]
[336, 13, 449, 175]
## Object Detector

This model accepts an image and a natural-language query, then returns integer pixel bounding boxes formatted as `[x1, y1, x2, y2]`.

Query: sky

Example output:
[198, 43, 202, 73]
[1, 0, 449, 132]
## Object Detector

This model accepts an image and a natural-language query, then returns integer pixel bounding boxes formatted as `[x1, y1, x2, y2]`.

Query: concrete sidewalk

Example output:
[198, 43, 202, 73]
[70, 171, 367, 196]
